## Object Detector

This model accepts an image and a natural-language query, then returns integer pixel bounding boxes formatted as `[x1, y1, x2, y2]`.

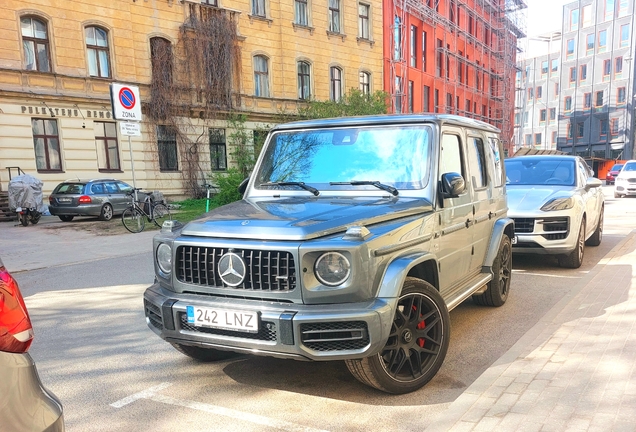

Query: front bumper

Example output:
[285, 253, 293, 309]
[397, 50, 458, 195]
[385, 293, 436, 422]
[511, 215, 578, 255]
[615, 184, 636, 196]
[144, 283, 397, 361]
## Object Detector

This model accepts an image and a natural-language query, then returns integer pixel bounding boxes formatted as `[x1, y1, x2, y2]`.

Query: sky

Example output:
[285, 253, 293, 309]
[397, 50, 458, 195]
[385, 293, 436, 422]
[523, 0, 572, 57]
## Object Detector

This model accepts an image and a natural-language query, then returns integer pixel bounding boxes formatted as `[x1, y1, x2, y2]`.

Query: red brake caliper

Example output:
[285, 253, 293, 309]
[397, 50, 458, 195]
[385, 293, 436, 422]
[413, 306, 426, 348]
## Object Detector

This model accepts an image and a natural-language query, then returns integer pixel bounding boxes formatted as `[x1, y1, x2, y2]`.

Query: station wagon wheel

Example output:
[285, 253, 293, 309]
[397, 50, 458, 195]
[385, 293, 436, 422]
[99, 203, 113, 221]
[345, 277, 450, 394]
[473, 235, 511, 307]
[59, 215, 74, 222]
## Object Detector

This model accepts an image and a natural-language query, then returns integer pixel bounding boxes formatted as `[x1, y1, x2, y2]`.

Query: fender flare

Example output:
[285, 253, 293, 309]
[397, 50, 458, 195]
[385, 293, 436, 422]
[483, 217, 515, 270]
[376, 252, 438, 299]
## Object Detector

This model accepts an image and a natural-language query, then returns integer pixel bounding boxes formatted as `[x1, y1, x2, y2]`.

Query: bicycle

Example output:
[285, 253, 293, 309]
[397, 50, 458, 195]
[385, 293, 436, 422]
[121, 189, 171, 233]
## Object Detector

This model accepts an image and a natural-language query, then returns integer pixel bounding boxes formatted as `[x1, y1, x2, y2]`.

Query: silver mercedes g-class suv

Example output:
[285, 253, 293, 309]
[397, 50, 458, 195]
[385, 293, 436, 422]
[144, 114, 514, 394]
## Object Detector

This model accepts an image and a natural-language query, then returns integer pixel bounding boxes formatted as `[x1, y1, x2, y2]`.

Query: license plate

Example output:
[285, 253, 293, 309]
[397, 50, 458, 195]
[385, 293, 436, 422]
[186, 306, 259, 333]
[511, 236, 518, 245]
[59, 198, 72, 203]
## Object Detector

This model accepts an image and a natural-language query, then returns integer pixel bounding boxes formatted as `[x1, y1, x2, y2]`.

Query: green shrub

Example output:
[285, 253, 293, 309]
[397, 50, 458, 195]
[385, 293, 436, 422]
[210, 168, 245, 206]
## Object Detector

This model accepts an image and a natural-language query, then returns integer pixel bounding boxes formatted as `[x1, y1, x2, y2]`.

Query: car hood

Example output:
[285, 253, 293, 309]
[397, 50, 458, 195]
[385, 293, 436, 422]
[180, 196, 433, 240]
[507, 186, 574, 213]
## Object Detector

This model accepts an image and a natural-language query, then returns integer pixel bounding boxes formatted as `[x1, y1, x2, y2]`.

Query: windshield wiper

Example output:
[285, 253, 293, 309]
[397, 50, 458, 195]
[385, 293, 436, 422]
[330, 181, 399, 196]
[260, 182, 320, 196]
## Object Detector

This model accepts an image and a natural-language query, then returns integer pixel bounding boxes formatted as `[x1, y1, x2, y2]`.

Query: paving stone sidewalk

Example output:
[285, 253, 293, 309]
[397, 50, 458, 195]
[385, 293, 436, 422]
[427, 230, 636, 432]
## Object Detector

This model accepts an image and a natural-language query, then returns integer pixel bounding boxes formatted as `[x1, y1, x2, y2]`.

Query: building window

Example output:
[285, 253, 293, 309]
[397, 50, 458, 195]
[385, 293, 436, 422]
[617, 87, 626, 105]
[85, 26, 110, 78]
[328, 0, 341, 33]
[551, 59, 558, 75]
[209, 129, 227, 171]
[150, 37, 173, 85]
[550, 108, 556, 123]
[535, 133, 542, 146]
[514, 113, 520, 126]
[295, 0, 308, 26]
[21, 17, 51, 72]
[527, 88, 533, 101]
[567, 39, 575, 59]
[410, 25, 417, 67]
[610, 118, 619, 137]
[605, 0, 615, 20]
[395, 76, 403, 113]
[569, 67, 576, 87]
[576, 122, 584, 138]
[580, 64, 587, 83]
[567, 122, 572, 140]
[330, 66, 343, 101]
[254, 55, 269, 97]
[595, 91, 604, 107]
[564, 96, 572, 112]
[525, 134, 532, 146]
[359, 71, 370, 94]
[393, 16, 402, 60]
[540, 109, 546, 124]
[202, 0, 218, 5]
[600, 118, 608, 136]
[541, 61, 548, 76]
[408, 80, 414, 113]
[524, 111, 529, 126]
[552, 131, 557, 144]
[618, 0, 628, 17]
[554, 83, 559, 97]
[358, 3, 369, 39]
[297, 61, 311, 100]
[422, 31, 427, 71]
[436, 39, 443, 77]
[157, 125, 178, 171]
[621, 24, 630, 47]
[423, 85, 430, 112]
[536, 86, 542, 99]
[615, 56, 623, 78]
[586, 34, 594, 55]
[598, 30, 607, 53]
[603, 59, 611, 81]
[252, 0, 266, 16]
[434, 89, 439, 113]
[582, 4, 592, 27]
[32, 118, 61, 171]
[94, 122, 120, 172]
[584, 92, 592, 108]
[570, 8, 579, 31]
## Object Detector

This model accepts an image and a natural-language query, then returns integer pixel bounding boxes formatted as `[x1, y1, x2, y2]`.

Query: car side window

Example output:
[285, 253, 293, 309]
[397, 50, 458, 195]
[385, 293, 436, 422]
[90, 183, 105, 194]
[488, 137, 504, 187]
[439, 134, 464, 179]
[117, 182, 133, 194]
[104, 182, 119, 194]
[467, 137, 487, 189]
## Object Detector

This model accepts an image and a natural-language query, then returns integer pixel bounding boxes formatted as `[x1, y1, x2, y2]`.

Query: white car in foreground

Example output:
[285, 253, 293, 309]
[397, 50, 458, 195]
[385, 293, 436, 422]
[614, 160, 636, 198]
[505, 155, 604, 268]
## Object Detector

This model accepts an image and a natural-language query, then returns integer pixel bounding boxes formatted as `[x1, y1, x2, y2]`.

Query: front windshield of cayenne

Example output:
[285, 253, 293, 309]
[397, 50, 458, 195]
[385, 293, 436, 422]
[623, 162, 636, 171]
[505, 158, 576, 187]
[255, 125, 432, 191]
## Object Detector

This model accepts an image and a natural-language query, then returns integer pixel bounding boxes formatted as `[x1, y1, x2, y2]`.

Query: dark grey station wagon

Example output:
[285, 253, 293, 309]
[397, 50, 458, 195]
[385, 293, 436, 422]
[144, 114, 515, 394]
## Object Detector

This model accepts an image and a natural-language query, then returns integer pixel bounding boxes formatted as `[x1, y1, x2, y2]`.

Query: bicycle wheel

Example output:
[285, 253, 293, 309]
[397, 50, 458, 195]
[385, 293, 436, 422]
[122, 207, 145, 233]
[152, 203, 171, 227]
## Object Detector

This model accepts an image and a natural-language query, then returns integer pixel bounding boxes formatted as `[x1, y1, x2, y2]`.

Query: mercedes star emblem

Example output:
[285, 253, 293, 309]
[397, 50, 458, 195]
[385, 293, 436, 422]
[218, 252, 246, 286]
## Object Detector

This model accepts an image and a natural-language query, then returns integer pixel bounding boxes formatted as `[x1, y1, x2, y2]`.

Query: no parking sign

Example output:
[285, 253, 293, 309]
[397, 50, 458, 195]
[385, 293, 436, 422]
[110, 83, 142, 121]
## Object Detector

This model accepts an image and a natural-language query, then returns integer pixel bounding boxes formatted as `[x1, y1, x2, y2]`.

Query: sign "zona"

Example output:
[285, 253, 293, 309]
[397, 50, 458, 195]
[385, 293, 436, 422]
[110, 83, 142, 122]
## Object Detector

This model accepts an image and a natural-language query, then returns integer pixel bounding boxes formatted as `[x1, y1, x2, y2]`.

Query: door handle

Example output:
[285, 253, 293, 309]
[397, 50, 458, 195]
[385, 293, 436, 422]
[465, 219, 473, 228]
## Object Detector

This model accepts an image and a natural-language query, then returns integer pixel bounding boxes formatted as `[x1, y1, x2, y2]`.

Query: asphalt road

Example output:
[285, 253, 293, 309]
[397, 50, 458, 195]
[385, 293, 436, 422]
[10, 186, 636, 432]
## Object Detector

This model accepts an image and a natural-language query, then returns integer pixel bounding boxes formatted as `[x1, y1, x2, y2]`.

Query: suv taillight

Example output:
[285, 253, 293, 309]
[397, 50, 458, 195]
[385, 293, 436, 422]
[78, 195, 92, 204]
[0, 267, 34, 353]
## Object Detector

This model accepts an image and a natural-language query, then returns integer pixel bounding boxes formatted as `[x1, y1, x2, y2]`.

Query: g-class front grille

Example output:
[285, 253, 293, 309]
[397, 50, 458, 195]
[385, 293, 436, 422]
[179, 313, 277, 341]
[513, 218, 534, 233]
[300, 321, 370, 352]
[176, 246, 297, 291]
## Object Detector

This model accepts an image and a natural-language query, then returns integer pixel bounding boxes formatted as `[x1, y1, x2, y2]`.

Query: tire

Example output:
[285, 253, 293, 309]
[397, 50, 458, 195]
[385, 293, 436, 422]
[614, 191, 620, 198]
[99, 203, 113, 221]
[152, 203, 171, 227]
[19, 213, 29, 227]
[171, 343, 239, 362]
[30, 211, 41, 225]
[586, 206, 603, 247]
[473, 235, 512, 307]
[122, 207, 145, 233]
[559, 218, 585, 269]
[59, 215, 74, 222]
[345, 277, 450, 394]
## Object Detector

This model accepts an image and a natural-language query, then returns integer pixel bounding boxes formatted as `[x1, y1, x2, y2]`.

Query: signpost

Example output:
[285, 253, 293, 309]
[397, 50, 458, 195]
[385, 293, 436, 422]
[110, 84, 142, 200]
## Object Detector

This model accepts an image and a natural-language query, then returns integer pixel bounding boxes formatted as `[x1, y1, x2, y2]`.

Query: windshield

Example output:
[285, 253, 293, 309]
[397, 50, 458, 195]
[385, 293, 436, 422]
[505, 159, 576, 187]
[623, 162, 636, 172]
[611, 164, 623, 171]
[53, 183, 86, 194]
[254, 125, 432, 192]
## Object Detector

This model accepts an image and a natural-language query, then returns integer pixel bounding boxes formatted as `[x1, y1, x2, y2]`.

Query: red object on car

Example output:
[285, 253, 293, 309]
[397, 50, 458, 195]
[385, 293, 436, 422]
[606, 164, 624, 185]
[0, 260, 34, 354]
[78, 195, 92, 204]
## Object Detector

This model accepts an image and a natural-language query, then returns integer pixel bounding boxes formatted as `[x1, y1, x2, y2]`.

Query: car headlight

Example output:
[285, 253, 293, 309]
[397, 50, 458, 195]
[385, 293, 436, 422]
[615, 177, 626, 184]
[156, 243, 172, 274]
[541, 197, 574, 211]
[314, 252, 351, 286]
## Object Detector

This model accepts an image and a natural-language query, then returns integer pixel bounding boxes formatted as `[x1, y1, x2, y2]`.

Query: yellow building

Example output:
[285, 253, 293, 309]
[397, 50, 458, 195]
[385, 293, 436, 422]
[0, 0, 383, 198]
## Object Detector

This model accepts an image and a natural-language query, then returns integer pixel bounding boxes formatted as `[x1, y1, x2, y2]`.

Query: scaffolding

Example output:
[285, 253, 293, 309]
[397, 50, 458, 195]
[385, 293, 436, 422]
[388, 0, 527, 153]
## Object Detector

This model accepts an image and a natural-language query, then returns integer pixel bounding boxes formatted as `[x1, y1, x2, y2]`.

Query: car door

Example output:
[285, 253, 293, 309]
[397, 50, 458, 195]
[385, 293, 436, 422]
[436, 129, 475, 293]
[89, 183, 107, 208]
[104, 181, 123, 213]
[578, 159, 601, 236]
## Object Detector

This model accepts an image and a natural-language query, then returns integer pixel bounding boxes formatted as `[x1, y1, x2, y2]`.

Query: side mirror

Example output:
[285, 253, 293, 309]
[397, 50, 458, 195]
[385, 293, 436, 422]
[585, 177, 602, 189]
[238, 177, 249, 195]
[440, 172, 466, 198]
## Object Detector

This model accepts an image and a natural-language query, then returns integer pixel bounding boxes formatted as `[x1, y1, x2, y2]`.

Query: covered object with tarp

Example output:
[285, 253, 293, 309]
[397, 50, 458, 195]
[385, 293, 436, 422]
[8, 174, 45, 212]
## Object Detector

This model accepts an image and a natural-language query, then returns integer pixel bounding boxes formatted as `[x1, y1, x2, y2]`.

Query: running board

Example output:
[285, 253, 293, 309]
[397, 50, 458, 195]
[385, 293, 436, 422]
[445, 273, 492, 311]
